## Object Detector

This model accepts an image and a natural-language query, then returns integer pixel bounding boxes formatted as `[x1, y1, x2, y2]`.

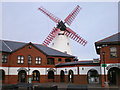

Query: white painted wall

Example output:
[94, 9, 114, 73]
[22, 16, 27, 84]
[1, 66, 101, 76]
[1, 67, 47, 75]
[79, 66, 101, 75]
[56, 67, 78, 75]
[100, 63, 120, 75]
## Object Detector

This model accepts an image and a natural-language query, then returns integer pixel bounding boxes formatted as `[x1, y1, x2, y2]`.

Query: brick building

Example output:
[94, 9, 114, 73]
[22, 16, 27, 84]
[0, 40, 75, 84]
[0, 32, 120, 87]
[95, 32, 120, 87]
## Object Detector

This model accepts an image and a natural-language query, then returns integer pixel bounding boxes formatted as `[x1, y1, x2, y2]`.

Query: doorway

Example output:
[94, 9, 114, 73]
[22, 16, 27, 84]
[87, 69, 99, 84]
[18, 70, 27, 83]
[0, 70, 5, 83]
[108, 67, 120, 86]
[48, 70, 54, 82]
[60, 70, 65, 82]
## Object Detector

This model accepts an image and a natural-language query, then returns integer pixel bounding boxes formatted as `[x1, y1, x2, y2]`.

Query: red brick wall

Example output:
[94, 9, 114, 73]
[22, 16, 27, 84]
[9, 44, 47, 67]
[47, 56, 74, 65]
[1, 43, 74, 84]
[100, 45, 120, 64]
[2, 44, 74, 67]
[1, 52, 10, 67]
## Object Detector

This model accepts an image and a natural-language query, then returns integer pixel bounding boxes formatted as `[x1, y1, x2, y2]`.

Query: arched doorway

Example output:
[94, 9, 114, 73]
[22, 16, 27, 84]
[18, 70, 27, 83]
[68, 70, 74, 83]
[60, 70, 65, 82]
[108, 67, 120, 86]
[0, 70, 5, 83]
[32, 70, 40, 82]
[87, 69, 99, 84]
[48, 70, 54, 82]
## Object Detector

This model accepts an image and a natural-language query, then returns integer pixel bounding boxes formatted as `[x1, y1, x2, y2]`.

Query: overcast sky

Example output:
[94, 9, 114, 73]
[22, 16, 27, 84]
[1, 2, 118, 60]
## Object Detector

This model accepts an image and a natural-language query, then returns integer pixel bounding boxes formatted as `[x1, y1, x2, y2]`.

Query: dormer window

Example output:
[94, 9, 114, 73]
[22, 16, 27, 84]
[110, 47, 117, 58]
[47, 58, 54, 65]
[65, 59, 71, 62]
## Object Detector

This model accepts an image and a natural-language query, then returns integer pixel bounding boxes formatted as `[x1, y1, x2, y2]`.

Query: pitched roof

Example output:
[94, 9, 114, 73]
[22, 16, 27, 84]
[0, 40, 74, 58]
[95, 32, 120, 54]
[0, 40, 26, 53]
[33, 44, 74, 57]
[55, 61, 100, 67]
[96, 32, 120, 44]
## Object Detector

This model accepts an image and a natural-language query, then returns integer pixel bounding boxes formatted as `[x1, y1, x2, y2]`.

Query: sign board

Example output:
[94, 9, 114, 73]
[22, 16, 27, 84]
[102, 64, 107, 67]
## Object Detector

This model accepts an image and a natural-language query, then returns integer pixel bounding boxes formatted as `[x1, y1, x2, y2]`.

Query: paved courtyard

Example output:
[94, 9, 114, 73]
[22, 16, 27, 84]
[1, 82, 120, 90]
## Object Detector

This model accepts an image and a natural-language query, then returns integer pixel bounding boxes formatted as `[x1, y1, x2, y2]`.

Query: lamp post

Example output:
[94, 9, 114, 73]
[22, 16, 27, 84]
[28, 55, 31, 90]
[102, 52, 106, 82]
[102, 52, 108, 87]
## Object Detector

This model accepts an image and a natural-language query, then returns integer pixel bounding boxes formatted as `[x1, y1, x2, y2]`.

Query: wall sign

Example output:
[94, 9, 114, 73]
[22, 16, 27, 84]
[106, 64, 120, 70]
[102, 64, 107, 67]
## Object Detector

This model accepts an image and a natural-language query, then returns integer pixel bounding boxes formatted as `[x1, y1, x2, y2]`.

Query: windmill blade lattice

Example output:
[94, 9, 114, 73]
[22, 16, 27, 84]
[64, 5, 81, 26]
[38, 5, 87, 47]
[64, 27, 87, 46]
[38, 7, 61, 23]
[42, 27, 60, 46]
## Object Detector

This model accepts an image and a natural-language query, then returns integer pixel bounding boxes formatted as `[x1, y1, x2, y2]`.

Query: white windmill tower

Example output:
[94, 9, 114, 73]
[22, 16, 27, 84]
[38, 5, 87, 55]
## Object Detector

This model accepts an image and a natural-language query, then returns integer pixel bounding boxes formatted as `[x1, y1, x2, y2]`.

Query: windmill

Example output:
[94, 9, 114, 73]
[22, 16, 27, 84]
[38, 5, 87, 55]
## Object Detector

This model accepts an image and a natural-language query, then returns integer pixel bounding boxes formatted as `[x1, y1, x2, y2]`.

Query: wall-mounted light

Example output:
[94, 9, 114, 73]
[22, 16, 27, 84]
[65, 69, 67, 74]
[82, 68, 84, 70]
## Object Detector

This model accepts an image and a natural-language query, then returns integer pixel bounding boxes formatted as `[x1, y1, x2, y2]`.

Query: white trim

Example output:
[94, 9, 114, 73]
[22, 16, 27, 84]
[1, 0, 119, 2]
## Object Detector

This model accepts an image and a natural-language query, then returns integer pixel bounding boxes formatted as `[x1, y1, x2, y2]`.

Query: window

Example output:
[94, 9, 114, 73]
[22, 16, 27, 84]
[35, 57, 41, 64]
[110, 47, 117, 58]
[58, 58, 61, 62]
[65, 59, 71, 62]
[87, 69, 99, 83]
[47, 58, 54, 65]
[17, 56, 24, 64]
[32, 70, 40, 81]
[2, 55, 8, 63]
[28, 55, 32, 64]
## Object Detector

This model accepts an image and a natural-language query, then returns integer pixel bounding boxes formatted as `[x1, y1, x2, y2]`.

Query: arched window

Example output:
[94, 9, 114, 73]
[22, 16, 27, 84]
[28, 55, 32, 64]
[68, 70, 74, 83]
[32, 70, 40, 81]
[87, 69, 99, 84]
[48, 71, 54, 79]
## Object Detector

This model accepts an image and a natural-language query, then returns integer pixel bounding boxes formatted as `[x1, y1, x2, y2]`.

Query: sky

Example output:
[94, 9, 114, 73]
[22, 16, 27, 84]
[1, 2, 118, 60]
